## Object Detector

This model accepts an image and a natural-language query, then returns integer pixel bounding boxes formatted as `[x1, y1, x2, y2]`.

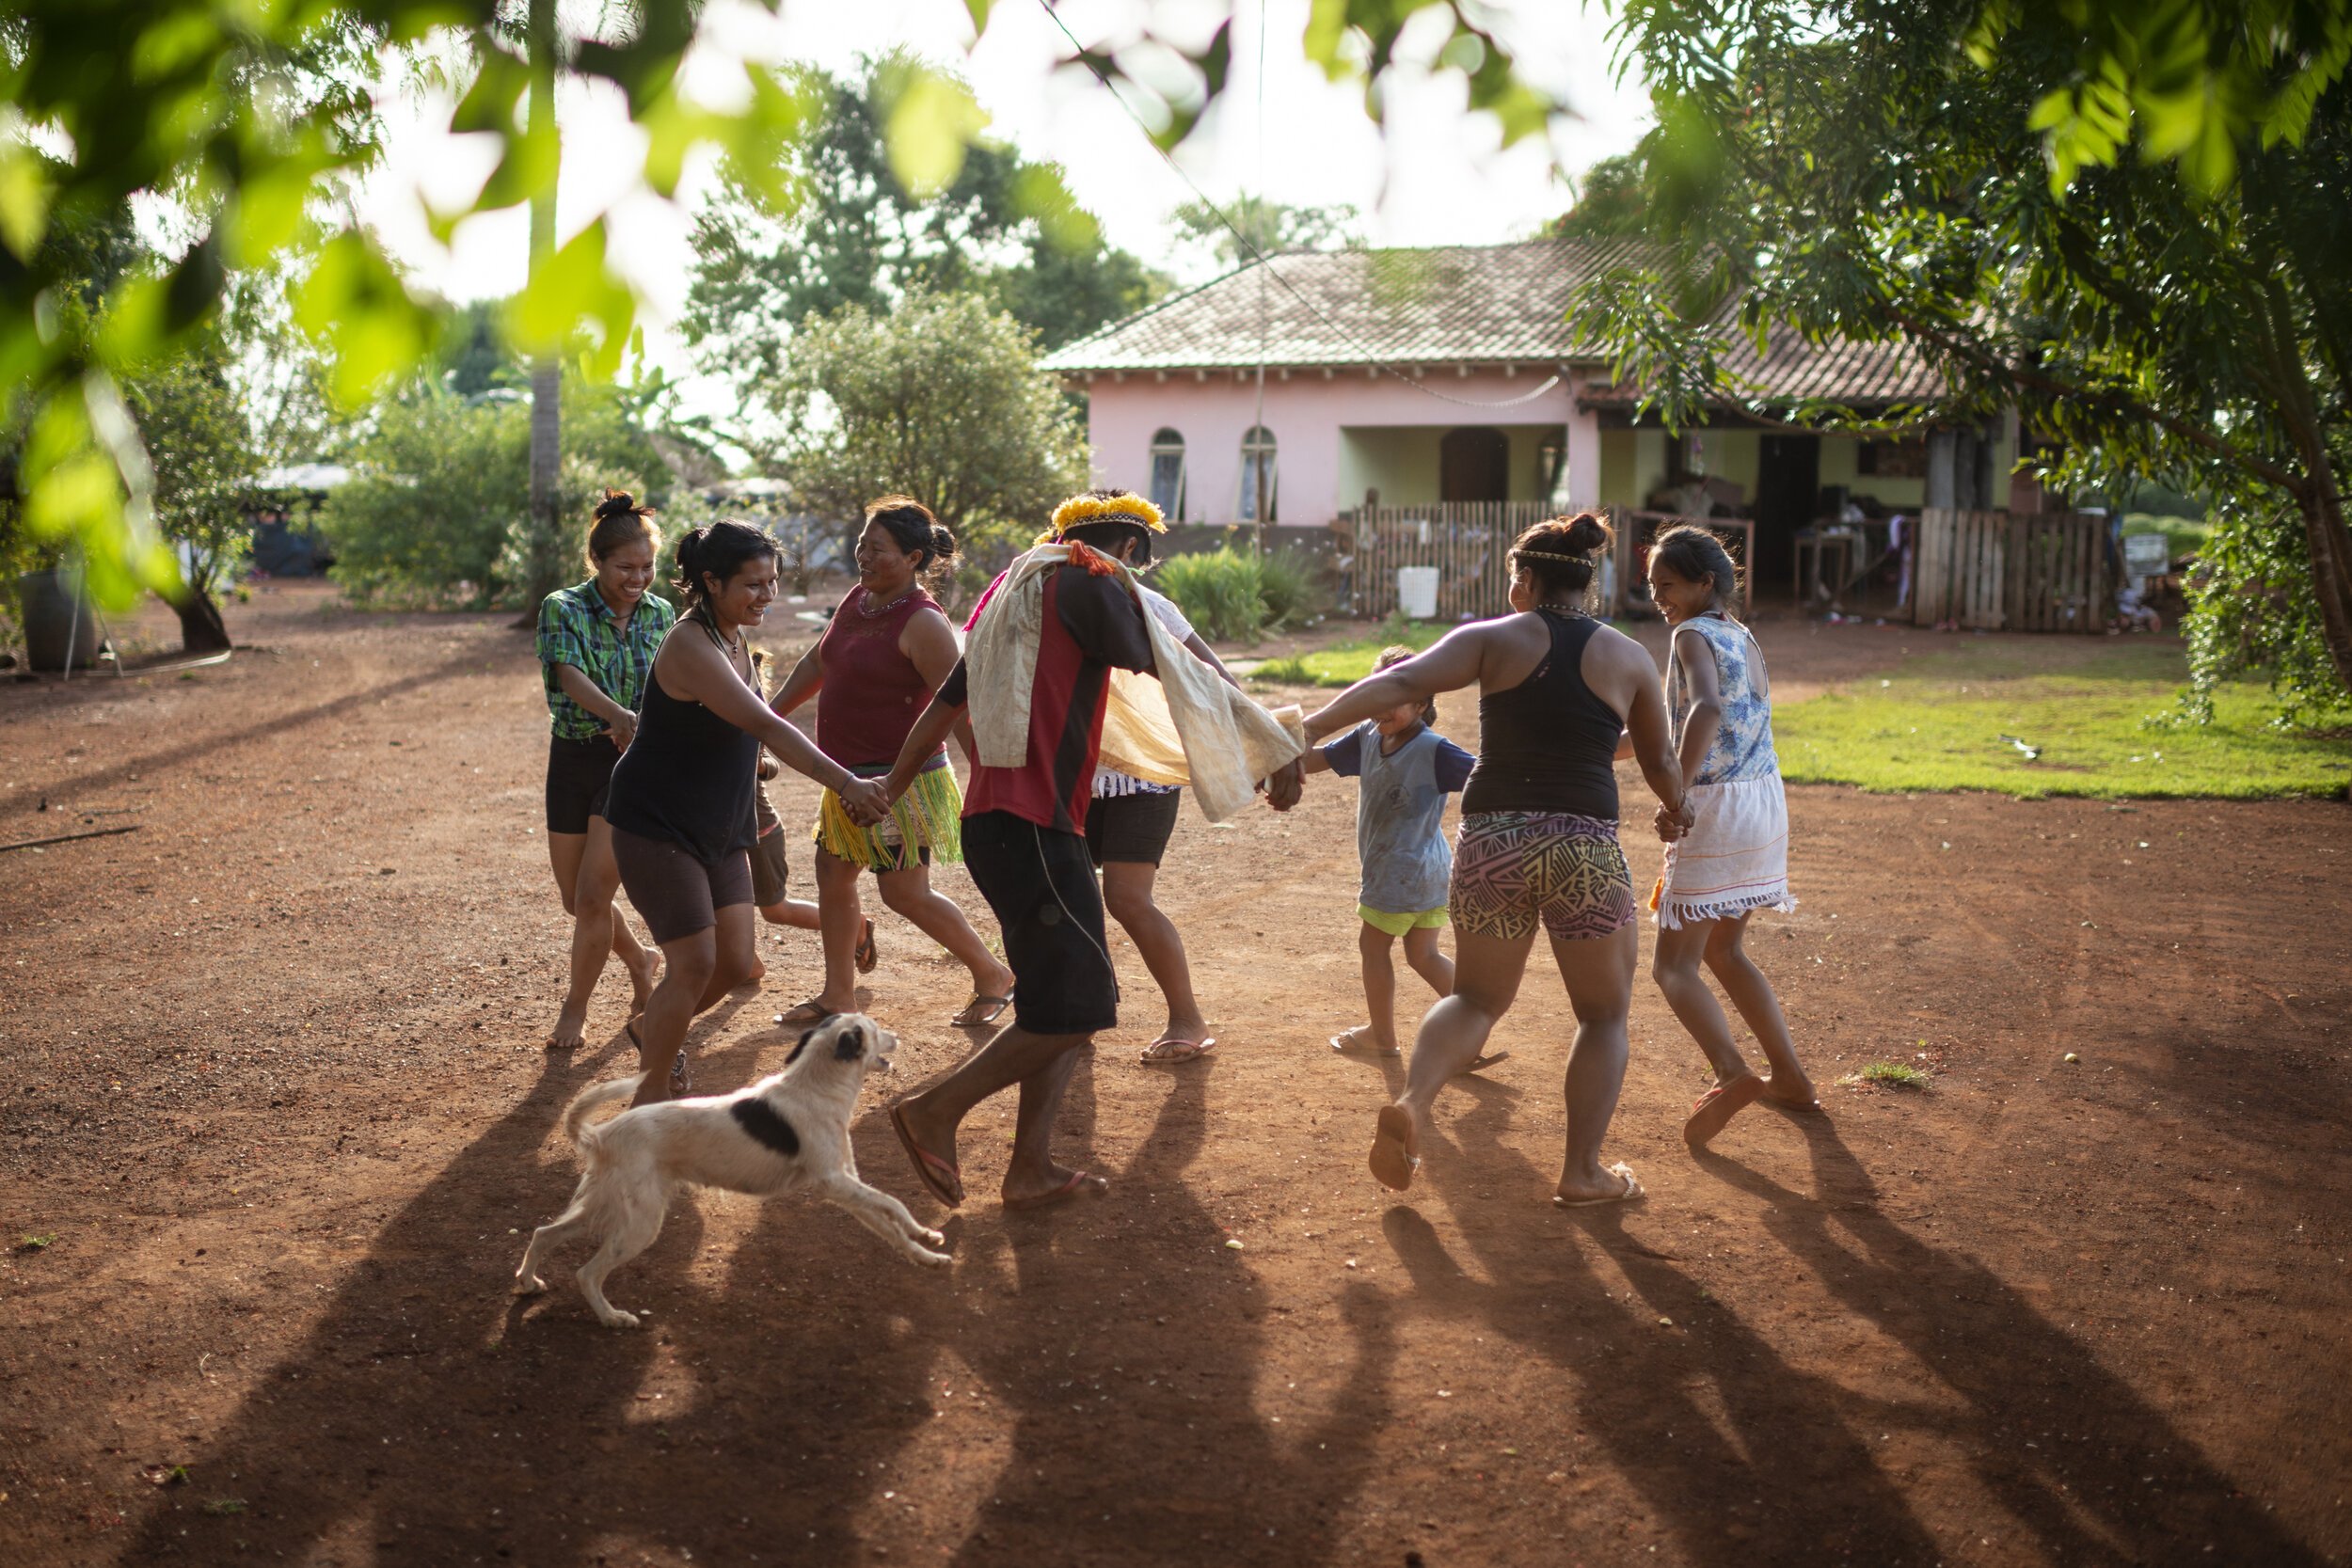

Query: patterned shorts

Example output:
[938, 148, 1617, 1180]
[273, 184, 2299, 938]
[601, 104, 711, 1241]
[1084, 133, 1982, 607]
[1449, 811, 1635, 942]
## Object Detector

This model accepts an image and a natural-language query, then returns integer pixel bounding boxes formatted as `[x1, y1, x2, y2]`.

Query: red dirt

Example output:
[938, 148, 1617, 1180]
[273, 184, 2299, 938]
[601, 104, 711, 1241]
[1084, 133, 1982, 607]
[1, 582, 2346, 1567]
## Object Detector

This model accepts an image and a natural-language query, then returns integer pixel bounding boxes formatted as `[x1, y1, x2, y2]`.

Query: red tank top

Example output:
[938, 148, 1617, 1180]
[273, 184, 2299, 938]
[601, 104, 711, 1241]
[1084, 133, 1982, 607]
[815, 584, 947, 768]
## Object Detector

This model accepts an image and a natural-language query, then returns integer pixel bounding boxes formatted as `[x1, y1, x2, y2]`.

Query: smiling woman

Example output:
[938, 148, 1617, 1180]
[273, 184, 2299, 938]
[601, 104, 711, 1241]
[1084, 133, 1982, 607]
[601, 520, 891, 1106]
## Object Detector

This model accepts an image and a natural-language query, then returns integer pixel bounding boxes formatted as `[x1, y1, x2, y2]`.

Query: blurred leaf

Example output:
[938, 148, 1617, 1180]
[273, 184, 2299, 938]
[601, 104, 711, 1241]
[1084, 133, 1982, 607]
[504, 218, 635, 381]
[883, 65, 988, 198]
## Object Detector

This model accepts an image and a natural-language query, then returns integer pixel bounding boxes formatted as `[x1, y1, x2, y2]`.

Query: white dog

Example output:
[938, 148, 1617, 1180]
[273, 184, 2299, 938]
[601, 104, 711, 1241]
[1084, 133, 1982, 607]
[516, 1013, 950, 1327]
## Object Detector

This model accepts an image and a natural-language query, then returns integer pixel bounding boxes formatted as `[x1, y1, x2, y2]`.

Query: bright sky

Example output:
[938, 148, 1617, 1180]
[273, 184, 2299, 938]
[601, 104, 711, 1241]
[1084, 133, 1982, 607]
[355, 0, 1649, 420]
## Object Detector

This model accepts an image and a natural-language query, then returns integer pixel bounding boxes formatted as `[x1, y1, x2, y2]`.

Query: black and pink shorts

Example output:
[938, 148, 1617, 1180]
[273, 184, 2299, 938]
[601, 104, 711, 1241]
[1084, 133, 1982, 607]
[1448, 811, 1635, 942]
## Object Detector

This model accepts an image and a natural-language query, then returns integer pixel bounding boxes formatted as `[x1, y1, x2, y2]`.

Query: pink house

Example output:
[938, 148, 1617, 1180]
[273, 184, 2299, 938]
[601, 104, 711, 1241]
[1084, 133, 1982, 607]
[1044, 239, 1997, 601]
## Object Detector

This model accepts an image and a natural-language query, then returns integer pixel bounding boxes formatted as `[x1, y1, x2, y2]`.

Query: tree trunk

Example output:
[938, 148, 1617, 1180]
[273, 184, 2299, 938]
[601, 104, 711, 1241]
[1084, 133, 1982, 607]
[521, 0, 564, 614]
[2300, 483, 2352, 696]
[173, 590, 232, 655]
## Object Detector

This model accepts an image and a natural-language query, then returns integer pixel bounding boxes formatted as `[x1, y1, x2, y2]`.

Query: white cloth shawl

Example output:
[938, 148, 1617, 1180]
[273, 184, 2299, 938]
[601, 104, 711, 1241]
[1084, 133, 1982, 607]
[964, 544, 1304, 824]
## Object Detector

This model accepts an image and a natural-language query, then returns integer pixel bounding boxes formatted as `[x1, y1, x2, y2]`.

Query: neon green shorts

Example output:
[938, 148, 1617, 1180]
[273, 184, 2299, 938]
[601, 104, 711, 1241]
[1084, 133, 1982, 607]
[1358, 904, 1448, 938]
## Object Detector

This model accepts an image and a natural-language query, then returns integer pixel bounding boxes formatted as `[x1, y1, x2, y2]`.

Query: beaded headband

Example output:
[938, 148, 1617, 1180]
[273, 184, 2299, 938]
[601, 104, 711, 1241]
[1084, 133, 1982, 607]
[1509, 546, 1596, 563]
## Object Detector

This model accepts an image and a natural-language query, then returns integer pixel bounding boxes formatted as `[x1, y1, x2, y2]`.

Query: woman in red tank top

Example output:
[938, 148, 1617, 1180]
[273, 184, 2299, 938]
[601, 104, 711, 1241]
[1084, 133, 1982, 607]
[768, 498, 1014, 1028]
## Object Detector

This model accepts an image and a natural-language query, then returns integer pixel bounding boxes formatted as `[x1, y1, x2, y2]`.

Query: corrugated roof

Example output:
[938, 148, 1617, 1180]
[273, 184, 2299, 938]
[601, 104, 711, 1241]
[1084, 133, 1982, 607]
[1046, 238, 1947, 409]
[1041, 238, 1653, 373]
[1580, 322, 1945, 411]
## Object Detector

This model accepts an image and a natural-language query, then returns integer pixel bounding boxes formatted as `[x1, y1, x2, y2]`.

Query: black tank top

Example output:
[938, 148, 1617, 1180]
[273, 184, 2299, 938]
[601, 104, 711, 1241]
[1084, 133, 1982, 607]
[1461, 607, 1624, 820]
[604, 618, 760, 863]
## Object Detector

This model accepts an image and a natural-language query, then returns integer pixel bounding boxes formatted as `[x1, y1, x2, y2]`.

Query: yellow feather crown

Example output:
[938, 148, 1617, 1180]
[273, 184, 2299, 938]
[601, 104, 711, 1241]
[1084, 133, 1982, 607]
[1039, 492, 1167, 545]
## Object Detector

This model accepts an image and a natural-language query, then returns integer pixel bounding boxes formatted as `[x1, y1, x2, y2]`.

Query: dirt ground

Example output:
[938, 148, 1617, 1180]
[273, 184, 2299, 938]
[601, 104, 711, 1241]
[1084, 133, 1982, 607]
[1, 580, 2346, 1568]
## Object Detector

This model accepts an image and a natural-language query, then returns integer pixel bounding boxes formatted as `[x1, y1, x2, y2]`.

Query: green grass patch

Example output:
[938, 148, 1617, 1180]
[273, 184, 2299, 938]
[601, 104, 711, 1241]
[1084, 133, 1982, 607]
[2120, 512, 2208, 562]
[1775, 641, 2352, 800]
[14, 1233, 56, 1253]
[1844, 1062, 1931, 1089]
[1249, 618, 1451, 687]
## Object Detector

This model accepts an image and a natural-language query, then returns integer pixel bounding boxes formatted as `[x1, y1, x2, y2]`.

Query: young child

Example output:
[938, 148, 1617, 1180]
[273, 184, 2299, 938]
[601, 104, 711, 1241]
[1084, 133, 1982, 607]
[1307, 646, 1502, 1070]
[1645, 526, 1815, 1148]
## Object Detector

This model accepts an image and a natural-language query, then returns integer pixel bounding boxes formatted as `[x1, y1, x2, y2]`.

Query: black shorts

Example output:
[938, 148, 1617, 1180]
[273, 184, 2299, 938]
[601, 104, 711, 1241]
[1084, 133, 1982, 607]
[610, 825, 754, 945]
[750, 828, 790, 908]
[546, 735, 621, 834]
[962, 809, 1117, 1037]
[1084, 787, 1183, 868]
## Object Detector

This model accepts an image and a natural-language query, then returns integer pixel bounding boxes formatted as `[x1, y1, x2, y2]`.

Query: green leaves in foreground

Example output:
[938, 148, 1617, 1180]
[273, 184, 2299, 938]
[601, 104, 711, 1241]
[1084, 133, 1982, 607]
[1774, 643, 2352, 801]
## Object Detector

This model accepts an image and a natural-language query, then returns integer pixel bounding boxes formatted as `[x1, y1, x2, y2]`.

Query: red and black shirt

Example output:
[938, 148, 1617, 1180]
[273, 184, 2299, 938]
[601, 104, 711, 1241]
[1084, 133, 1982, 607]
[938, 563, 1155, 834]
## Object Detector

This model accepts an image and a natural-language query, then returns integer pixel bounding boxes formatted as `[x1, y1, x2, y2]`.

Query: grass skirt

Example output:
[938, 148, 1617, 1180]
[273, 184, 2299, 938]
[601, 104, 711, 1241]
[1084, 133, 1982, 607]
[814, 757, 963, 872]
[1655, 774, 1796, 928]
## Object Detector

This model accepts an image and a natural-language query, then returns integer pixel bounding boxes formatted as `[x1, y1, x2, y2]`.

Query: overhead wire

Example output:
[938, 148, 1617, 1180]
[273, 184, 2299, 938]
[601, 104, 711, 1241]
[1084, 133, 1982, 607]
[1031, 0, 1567, 412]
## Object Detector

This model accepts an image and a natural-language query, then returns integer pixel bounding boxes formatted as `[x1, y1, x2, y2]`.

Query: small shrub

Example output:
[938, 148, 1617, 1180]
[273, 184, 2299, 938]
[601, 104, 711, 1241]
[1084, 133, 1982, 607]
[1157, 547, 1266, 641]
[1255, 546, 1327, 630]
[1851, 1061, 1930, 1089]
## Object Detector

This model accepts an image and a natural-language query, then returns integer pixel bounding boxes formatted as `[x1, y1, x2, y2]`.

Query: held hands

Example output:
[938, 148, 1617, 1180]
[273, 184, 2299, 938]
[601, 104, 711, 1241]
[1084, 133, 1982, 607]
[601, 711, 637, 752]
[839, 776, 893, 826]
[1261, 758, 1305, 812]
[1653, 797, 1696, 843]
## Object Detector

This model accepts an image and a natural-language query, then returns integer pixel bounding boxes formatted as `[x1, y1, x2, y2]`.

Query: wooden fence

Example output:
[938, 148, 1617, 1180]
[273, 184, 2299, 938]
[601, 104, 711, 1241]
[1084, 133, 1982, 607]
[1346, 501, 1553, 620]
[1912, 509, 2111, 632]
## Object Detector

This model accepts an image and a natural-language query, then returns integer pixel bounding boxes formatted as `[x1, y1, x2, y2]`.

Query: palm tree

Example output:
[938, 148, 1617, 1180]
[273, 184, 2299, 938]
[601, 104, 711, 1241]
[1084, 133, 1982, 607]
[524, 0, 561, 607]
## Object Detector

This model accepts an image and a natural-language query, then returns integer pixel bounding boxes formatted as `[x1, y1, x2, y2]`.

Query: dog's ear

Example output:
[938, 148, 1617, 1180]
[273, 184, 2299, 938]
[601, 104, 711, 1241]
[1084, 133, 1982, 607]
[786, 1028, 815, 1066]
[833, 1023, 866, 1061]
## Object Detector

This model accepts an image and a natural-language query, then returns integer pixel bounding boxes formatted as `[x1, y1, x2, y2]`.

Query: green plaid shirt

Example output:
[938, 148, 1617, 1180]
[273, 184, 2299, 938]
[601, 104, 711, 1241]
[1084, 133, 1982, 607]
[536, 579, 675, 739]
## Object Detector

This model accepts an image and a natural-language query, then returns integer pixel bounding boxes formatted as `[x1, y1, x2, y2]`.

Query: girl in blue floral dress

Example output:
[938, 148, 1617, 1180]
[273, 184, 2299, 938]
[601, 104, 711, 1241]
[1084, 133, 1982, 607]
[1644, 526, 1816, 1148]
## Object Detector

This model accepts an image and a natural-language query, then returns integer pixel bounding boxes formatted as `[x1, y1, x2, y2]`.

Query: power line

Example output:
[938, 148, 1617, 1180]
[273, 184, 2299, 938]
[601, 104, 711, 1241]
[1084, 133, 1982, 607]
[1032, 0, 1566, 412]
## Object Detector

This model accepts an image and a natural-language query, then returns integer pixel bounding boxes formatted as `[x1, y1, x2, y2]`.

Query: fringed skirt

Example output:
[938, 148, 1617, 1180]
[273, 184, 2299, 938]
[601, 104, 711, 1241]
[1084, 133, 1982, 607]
[813, 755, 963, 873]
[1655, 774, 1797, 929]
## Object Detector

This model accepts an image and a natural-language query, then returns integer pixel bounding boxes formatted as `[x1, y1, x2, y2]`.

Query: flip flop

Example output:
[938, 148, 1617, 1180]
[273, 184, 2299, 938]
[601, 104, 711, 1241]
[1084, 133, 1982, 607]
[1329, 1031, 1401, 1058]
[1554, 1163, 1645, 1208]
[1003, 1169, 1108, 1212]
[1140, 1036, 1216, 1066]
[890, 1101, 963, 1208]
[854, 917, 879, 975]
[1459, 1051, 1511, 1074]
[774, 999, 837, 1027]
[1369, 1103, 1420, 1192]
[669, 1048, 690, 1096]
[1683, 1075, 1766, 1148]
[948, 994, 1011, 1028]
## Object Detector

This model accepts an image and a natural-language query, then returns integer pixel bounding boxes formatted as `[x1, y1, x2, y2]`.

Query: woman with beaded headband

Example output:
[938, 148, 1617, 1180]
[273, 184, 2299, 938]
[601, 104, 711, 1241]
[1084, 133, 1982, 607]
[1302, 513, 1686, 1207]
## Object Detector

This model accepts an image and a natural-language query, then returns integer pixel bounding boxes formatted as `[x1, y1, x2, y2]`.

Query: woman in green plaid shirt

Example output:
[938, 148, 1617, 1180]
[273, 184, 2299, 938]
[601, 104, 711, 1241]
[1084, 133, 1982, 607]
[537, 492, 676, 1052]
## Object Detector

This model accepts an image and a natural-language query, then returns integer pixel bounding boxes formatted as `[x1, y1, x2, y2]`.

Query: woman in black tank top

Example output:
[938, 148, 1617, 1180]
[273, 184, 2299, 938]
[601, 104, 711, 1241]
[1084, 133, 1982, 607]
[603, 521, 890, 1106]
[1302, 515, 1685, 1207]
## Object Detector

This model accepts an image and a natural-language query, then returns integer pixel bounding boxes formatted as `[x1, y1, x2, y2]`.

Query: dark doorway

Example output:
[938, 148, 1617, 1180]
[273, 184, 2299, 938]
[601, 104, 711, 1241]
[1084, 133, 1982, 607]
[1754, 434, 1820, 588]
[1440, 426, 1510, 503]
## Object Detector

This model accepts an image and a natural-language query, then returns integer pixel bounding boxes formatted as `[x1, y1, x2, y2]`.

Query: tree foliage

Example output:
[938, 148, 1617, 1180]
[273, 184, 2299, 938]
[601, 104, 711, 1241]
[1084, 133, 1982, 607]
[4, 0, 1565, 611]
[122, 333, 258, 651]
[763, 292, 1087, 569]
[1169, 194, 1362, 269]
[683, 53, 1167, 403]
[1579, 0, 2352, 716]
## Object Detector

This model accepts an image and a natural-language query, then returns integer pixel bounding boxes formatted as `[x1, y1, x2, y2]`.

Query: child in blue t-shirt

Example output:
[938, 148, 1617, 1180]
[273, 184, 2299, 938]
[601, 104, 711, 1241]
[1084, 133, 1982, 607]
[1304, 645, 1488, 1061]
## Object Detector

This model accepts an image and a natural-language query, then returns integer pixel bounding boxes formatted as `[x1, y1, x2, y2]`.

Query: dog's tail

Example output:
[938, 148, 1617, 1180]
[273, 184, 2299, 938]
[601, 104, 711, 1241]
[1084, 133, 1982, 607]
[559, 1074, 644, 1151]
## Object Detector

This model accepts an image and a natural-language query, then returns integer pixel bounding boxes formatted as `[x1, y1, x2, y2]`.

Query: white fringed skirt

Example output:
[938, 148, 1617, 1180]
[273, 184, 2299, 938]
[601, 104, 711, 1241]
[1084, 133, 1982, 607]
[1655, 774, 1798, 929]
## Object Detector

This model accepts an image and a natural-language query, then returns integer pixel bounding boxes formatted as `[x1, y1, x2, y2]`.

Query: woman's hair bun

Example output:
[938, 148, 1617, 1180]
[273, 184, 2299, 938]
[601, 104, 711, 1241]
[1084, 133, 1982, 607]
[1560, 512, 1613, 556]
[594, 489, 639, 521]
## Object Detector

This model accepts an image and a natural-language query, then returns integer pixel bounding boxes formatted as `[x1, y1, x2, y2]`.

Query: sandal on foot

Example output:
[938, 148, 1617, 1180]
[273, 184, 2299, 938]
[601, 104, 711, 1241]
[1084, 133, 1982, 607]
[890, 1101, 963, 1208]
[1554, 1163, 1644, 1208]
[1003, 1169, 1108, 1212]
[1459, 1051, 1511, 1074]
[948, 994, 1011, 1028]
[668, 1047, 690, 1096]
[1369, 1104, 1420, 1192]
[854, 917, 879, 975]
[1683, 1075, 1766, 1148]
[1329, 1031, 1401, 1058]
[1141, 1036, 1216, 1066]
[775, 999, 838, 1028]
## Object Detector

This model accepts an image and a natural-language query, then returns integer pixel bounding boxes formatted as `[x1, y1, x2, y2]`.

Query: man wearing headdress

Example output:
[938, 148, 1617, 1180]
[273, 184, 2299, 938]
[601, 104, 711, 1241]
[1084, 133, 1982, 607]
[869, 489, 1305, 1212]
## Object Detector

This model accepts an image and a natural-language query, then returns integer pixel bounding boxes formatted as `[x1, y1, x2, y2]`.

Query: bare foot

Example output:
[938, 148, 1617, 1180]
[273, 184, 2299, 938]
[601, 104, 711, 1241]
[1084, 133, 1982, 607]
[1762, 1069, 1821, 1111]
[745, 958, 768, 985]
[1369, 1102, 1420, 1191]
[1329, 1025, 1400, 1057]
[545, 1004, 589, 1053]
[1002, 1164, 1109, 1212]
[1684, 1073, 1766, 1148]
